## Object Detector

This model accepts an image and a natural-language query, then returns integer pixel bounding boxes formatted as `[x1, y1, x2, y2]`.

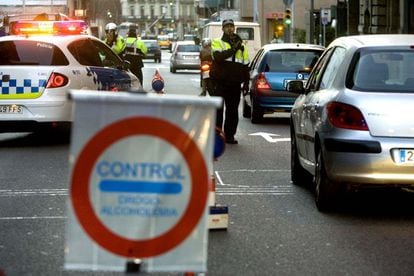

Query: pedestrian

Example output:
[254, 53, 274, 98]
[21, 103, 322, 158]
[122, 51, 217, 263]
[199, 38, 214, 96]
[123, 27, 148, 86]
[104, 22, 125, 56]
[210, 19, 250, 144]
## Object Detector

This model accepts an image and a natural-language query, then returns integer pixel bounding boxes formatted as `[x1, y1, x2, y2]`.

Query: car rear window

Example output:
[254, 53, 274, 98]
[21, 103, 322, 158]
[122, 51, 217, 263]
[177, 45, 200, 52]
[236, 27, 254, 40]
[350, 49, 414, 92]
[264, 50, 322, 73]
[0, 40, 69, 65]
[144, 41, 158, 48]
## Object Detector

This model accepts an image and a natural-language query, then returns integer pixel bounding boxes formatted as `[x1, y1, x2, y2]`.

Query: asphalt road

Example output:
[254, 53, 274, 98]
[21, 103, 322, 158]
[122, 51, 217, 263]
[0, 51, 413, 276]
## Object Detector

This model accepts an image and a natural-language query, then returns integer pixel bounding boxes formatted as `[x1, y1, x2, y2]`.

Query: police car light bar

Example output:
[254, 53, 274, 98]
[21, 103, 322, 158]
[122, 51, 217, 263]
[11, 20, 88, 35]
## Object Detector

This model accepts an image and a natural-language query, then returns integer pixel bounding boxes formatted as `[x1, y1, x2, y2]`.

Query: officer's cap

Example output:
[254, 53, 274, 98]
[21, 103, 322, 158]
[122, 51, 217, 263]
[222, 19, 234, 27]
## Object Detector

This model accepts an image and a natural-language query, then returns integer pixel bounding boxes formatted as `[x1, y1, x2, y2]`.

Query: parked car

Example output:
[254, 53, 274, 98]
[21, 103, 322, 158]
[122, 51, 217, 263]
[243, 43, 325, 123]
[289, 34, 414, 211]
[170, 42, 201, 73]
[142, 39, 161, 63]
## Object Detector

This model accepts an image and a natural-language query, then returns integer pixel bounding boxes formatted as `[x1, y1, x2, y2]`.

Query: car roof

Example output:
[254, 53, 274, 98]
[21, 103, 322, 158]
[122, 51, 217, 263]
[204, 21, 260, 27]
[0, 34, 97, 44]
[328, 34, 414, 48]
[261, 43, 325, 52]
[175, 41, 195, 45]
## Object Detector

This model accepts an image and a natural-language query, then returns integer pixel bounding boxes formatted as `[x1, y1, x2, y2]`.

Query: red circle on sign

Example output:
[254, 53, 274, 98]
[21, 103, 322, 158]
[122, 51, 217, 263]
[71, 117, 209, 258]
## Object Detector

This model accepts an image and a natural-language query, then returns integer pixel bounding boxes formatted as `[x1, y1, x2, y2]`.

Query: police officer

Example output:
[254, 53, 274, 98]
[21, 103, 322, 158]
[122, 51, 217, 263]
[123, 27, 148, 86]
[210, 19, 250, 144]
[104, 22, 125, 56]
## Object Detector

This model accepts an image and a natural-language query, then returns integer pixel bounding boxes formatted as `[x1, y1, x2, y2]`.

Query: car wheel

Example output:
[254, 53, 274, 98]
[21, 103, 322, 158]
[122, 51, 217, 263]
[171, 66, 176, 73]
[314, 148, 341, 212]
[291, 126, 312, 186]
[158, 58, 162, 63]
[242, 98, 251, 118]
[250, 97, 263, 124]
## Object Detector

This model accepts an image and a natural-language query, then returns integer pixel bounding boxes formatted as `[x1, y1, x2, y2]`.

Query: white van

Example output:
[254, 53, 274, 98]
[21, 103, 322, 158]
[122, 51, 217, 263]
[202, 21, 261, 59]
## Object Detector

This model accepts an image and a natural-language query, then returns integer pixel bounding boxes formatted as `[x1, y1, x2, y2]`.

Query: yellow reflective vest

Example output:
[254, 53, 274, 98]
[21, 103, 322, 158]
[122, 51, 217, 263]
[124, 37, 148, 56]
[104, 35, 126, 55]
[211, 38, 249, 65]
[210, 38, 250, 83]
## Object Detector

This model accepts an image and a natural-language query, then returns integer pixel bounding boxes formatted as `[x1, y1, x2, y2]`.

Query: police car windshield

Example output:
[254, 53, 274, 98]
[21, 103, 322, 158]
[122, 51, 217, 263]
[0, 40, 69, 65]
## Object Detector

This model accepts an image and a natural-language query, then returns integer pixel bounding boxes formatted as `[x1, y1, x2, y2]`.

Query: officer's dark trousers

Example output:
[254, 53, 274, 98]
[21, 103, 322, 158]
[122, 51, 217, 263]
[124, 55, 144, 86]
[130, 64, 143, 86]
[212, 81, 241, 139]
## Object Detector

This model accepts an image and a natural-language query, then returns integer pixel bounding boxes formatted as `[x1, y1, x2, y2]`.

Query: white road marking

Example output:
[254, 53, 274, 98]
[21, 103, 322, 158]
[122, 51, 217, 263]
[213, 169, 294, 195]
[249, 132, 291, 143]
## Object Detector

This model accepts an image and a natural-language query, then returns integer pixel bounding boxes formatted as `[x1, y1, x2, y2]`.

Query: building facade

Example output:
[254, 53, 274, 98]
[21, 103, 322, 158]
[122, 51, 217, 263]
[1, 1, 413, 43]
[117, 0, 198, 39]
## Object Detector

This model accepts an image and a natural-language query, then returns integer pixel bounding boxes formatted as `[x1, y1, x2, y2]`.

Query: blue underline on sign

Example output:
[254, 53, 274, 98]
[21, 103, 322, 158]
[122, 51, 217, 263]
[99, 180, 182, 194]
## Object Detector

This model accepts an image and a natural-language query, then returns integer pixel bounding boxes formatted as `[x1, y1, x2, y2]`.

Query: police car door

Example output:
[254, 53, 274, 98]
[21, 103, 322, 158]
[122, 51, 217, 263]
[68, 38, 135, 91]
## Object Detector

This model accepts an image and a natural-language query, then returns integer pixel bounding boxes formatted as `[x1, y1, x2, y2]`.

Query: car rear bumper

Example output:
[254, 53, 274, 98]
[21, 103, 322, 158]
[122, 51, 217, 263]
[322, 137, 414, 186]
[0, 100, 72, 124]
[172, 63, 200, 70]
[252, 93, 297, 112]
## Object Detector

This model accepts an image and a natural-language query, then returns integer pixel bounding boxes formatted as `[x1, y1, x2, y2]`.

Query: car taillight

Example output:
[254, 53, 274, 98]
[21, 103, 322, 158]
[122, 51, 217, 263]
[46, 73, 68, 88]
[256, 72, 271, 90]
[327, 102, 368, 131]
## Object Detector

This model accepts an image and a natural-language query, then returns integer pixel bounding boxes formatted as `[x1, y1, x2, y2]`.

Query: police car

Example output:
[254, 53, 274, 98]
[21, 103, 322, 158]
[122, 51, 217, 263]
[0, 19, 141, 132]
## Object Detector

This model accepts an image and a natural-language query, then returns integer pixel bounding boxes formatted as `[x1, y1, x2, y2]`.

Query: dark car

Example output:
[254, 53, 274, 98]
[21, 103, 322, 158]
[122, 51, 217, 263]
[243, 43, 325, 123]
[142, 39, 161, 63]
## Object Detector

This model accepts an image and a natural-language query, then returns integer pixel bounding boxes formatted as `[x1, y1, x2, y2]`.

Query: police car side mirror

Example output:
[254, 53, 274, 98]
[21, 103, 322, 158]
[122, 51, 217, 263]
[122, 60, 131, 71]
[102, 59, 115, 67]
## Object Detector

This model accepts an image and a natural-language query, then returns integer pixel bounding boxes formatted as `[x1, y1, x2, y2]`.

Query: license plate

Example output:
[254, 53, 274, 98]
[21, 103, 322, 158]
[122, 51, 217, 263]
[284, 79, 306, 89]
[183, 56, 197, 59]
[0, 105, 22, 114]
[399, 149, 414, 164]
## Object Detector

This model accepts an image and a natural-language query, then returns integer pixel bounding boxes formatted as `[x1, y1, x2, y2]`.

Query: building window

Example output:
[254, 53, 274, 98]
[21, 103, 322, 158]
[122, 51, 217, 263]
[129, 5, 135, 17]
[140, 5, 145, 18]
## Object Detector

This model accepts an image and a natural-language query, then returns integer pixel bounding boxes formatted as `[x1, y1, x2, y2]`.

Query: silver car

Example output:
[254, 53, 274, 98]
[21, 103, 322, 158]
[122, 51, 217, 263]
[289, 34, 414, 211]
[169, 42, 200, 73]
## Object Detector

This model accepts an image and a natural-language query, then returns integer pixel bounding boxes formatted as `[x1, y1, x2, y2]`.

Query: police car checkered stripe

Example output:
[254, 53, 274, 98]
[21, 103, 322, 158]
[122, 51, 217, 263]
[0, 79, 46, 95]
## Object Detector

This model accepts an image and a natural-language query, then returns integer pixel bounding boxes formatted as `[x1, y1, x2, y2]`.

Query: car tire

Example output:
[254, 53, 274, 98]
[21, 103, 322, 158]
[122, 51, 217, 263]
[291, 126, 313, 186]
[314, 148, 341, 212]
[242, 99, 251, 118]
[251, 97, 263, 124]
[171, 66, 176, 73]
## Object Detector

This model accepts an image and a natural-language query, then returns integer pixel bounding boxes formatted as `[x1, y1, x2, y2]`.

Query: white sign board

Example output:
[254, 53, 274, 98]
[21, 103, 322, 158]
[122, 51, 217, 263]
[65, 91, 221, 272]
[321, 8, 331, 25]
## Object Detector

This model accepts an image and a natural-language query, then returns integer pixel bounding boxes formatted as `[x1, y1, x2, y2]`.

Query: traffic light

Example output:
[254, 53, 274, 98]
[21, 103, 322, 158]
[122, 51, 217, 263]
[284, 9, 292, 25]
